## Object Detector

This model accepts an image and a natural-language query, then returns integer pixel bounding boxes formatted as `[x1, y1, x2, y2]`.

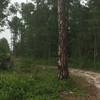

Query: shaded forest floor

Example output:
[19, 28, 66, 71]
[0, 58, 99, 100]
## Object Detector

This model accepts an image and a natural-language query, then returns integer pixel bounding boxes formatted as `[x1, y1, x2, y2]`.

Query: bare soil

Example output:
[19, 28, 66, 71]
[70, 68, 100, 100]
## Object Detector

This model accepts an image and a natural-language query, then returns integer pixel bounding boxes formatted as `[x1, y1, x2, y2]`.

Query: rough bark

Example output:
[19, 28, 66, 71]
[57, 0, 69, 79]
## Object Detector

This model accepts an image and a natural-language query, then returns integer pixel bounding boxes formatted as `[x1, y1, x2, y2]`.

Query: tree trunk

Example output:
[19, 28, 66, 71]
[57, 0, 69, 79]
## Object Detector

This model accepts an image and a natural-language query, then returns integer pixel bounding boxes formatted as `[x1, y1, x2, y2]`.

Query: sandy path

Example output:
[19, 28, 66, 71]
[70, 68, 100, 99]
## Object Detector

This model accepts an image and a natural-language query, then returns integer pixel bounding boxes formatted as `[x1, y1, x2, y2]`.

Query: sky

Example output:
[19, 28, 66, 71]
[11, 0, 32, 4]
[0, 0, 87, 47]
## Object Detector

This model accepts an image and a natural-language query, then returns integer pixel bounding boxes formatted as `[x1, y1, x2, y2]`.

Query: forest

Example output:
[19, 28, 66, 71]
[0, 0, 100, 99]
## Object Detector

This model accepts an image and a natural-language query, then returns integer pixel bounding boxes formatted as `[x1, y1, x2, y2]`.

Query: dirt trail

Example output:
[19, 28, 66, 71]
[70, 68, 100, 99]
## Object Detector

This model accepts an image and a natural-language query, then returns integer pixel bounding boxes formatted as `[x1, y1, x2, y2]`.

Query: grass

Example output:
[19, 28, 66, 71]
[15, 57, 57, 66]
[15, 57, 100, 72]
[0, 58, 97, 100]
[69, 57, 100, 72]
[0, 70, 89, 100]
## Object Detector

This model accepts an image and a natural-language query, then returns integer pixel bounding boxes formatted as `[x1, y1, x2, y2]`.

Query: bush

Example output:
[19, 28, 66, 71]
[0, 38, 13, 70]
[0, 53, 13, 70]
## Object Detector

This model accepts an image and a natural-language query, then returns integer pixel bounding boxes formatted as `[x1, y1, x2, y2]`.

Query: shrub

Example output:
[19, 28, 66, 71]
[0, 38, 13, 69]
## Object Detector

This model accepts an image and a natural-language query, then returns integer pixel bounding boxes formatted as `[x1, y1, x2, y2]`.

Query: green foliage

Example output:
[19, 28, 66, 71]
[69, 0, 100, 71]
[8, 16, 22, 54]
[0, 62, 89, 100]
[0, 38, 10, 53]
[7, 0, 100, 71]
[15, 57, 54, 67]
[70, 57, 100, 72]
[8, 0, 58, 57]
[0, 0, 9, 27]
[0, 38, 11, 69]
[0, 38, 10, 60]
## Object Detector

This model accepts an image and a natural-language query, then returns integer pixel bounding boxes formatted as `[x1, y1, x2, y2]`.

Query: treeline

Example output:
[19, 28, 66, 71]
[70, 0, 100, 67]
[8, 0, 58, 58]
[1, 0, 100, 68]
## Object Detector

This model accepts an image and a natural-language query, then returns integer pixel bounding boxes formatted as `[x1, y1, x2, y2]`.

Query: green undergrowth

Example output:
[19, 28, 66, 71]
[0, 58, 90, 100]
[69, 57, 100, 72]
[14, 56, 100, 73]
[15, 57, 56, 68]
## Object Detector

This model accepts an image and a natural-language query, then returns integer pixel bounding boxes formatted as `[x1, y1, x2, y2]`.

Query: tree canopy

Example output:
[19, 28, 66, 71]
[0, 0, 9, 27]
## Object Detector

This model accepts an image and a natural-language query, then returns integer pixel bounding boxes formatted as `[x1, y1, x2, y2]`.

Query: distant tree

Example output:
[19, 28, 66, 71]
[0, 38, 12, 70]
[0, 38, 10, 54]
[19, 1, 58, 57]
[8, 16, 21, 55]
[88, 0, 100, 65]
[0, 0, 9, 31]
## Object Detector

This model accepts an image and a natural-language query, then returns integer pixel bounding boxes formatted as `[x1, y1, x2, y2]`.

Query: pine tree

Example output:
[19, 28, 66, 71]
[57, 0, 69, 79]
